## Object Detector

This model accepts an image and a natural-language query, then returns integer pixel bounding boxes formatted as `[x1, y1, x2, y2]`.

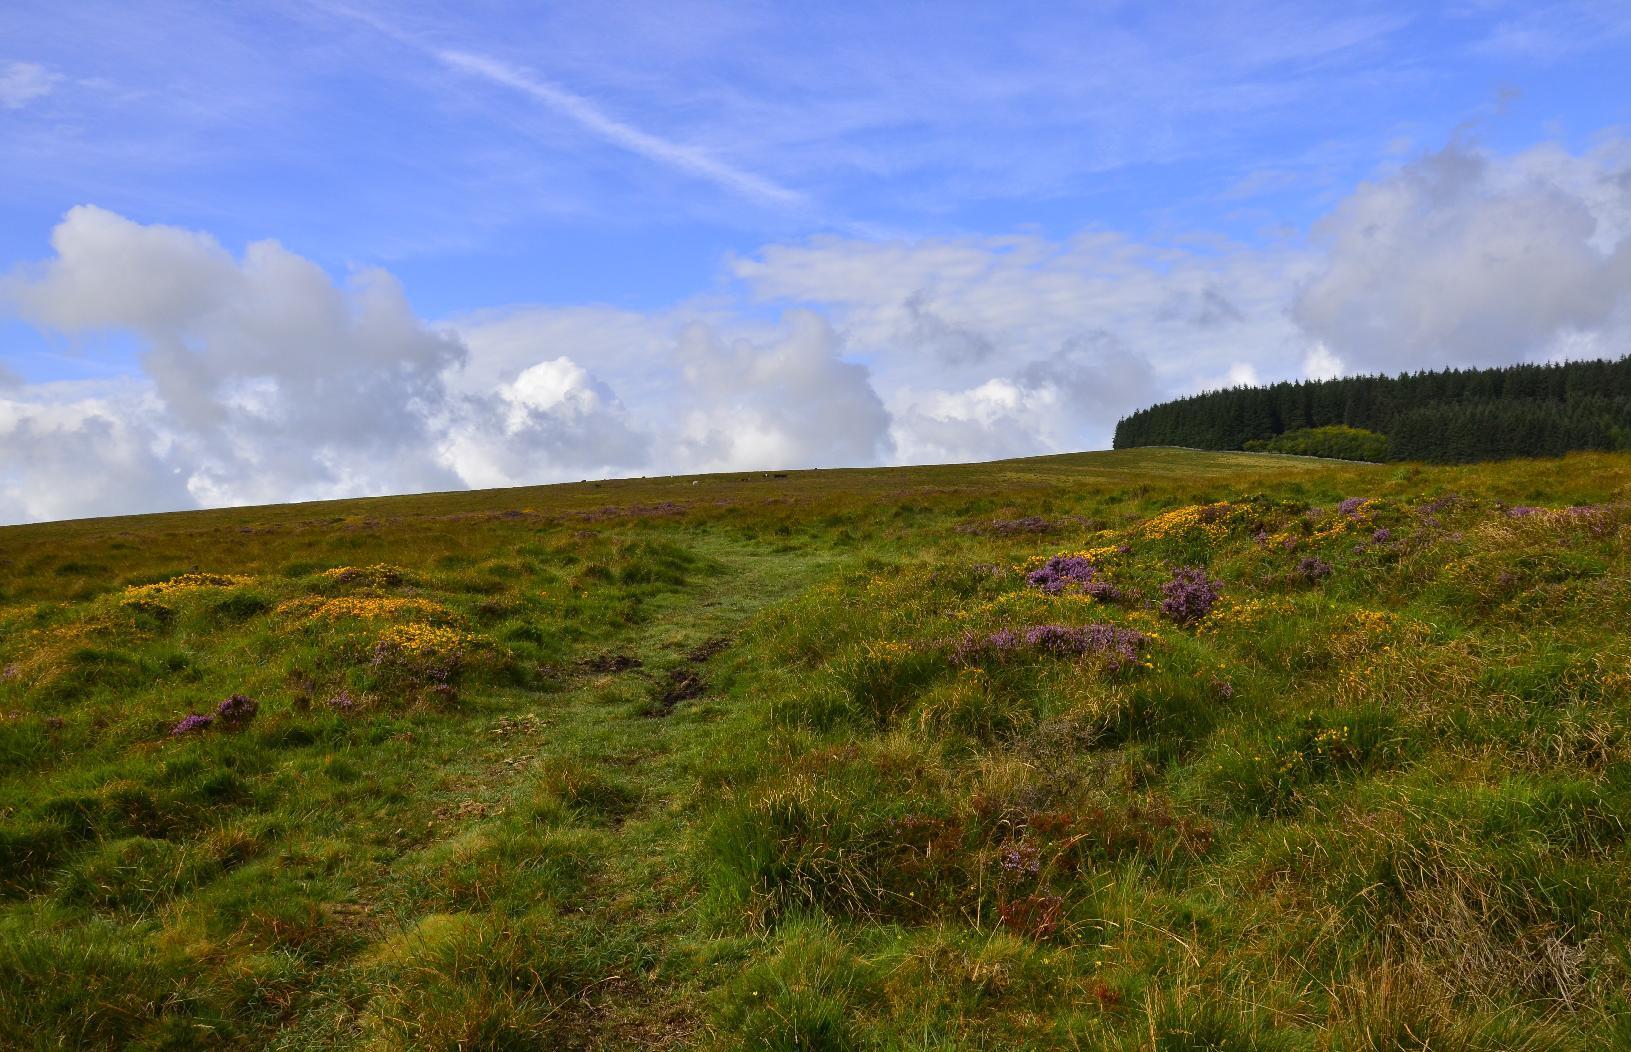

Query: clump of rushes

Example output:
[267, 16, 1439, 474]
[1024, 555, 1120, 599]
[1161, 566, 1221, 625]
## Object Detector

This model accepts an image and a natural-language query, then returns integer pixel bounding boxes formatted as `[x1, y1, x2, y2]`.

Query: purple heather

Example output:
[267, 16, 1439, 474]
[1160, 566, 1221, 625]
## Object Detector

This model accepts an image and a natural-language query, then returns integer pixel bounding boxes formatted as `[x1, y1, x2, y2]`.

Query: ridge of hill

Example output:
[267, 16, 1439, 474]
[3, 447, 1630, 1049]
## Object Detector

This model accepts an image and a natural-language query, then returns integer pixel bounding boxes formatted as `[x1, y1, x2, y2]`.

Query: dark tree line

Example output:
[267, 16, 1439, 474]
[1112, 357, 1631, 462]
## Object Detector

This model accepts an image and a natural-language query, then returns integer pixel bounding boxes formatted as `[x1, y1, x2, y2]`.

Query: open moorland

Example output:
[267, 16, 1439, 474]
[3, 447, 1630, 1050]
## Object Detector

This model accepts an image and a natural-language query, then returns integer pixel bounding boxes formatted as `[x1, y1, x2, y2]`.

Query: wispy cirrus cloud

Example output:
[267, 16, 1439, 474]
[315, 1, 804, 209]
[431, 49, 804, 209]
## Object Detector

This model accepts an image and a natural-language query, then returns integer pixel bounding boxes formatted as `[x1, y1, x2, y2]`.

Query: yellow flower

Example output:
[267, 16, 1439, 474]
[122, 572, 254, 600]
[375, 622, 474, 658]
[278, 596, 455, 625]
[1138, 502, 1235, 542]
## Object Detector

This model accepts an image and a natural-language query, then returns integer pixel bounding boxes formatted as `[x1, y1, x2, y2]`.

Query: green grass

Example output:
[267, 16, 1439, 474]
[1, 447, 1629, 1049]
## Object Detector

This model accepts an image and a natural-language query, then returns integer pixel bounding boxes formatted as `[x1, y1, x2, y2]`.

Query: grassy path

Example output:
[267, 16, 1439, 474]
[267, 535, 845, 1049]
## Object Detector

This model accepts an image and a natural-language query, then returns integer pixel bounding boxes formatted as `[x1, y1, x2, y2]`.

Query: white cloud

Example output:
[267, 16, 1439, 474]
[1303, 342, 1344, 380]
[889, 379, 1056, 465]
[0, 209, 895, 521]
[730, 230, 1292, 450]
[0, 388, 191, 523]
[669, 311, 892, 471]
[0, 61, 59, 109]
[1293, 141, 1631, 373]
[439, 357, 651, 488]
[3, 205, 469, 507]
[5, 133, 1631, 523]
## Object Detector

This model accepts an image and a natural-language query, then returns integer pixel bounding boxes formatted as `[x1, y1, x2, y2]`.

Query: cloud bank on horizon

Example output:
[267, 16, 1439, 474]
[2, 2, 1630, 523]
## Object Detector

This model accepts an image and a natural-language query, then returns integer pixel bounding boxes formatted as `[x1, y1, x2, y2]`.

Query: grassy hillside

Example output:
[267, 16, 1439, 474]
[2, 447, 1630, 1050]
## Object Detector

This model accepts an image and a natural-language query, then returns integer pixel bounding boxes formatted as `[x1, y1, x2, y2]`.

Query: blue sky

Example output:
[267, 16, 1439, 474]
[2, 1, 1630, 521]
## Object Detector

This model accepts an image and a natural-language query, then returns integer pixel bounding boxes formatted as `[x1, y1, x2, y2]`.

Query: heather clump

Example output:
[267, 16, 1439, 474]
[952, 622, 1148, 670]
[214, 693, 259, 731]
[169, 694, 259, 735]
[1295, 555, 1334, 583]
[170, 713, 213, 736]
[1024, 554, 1119, 599]
[1160, 566, 1221, 625]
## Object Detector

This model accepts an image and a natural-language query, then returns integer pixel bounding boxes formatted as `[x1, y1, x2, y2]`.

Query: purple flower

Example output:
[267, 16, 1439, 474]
[327, 690, 358, 711]
[171, 714, 213, 736]
[1000, 842, 1042, 875]
[1504, 506, 1540, 519]
[215, 694, 259, 730]
[953, 623, 1148, 669]
[1371, 527, 1392, 543]
[1023, 624, 1084, 653]
[1295, 556, 1333, 583]
[1337, 497, 1366, 517]
[1025, 555, 1098, 595]
[985, 628, 1020, 650]
[1027, 623, 1148, 669]
[1160, 567, 1221, 625]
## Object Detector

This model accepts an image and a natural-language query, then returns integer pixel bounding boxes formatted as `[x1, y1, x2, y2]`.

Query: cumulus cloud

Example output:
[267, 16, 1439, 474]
[898, 290, 997, 365]
[439, 357, 651, 488]
[0, 209, 897, 521]
[4, 205, 469, 507]
[1293, 141, 1631, 372]
[1, 208, 662, 518]
[731, 230, 1287, 453]
[6, 134, 1631, 523]
[0, 389, 192, 523]
[889, 379, 1056, 465]
[670, 311, 892, 470]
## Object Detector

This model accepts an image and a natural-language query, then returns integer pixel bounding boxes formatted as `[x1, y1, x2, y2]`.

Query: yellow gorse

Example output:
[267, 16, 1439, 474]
[320, 564, 409, 587]
[1018, 545, 1123, 571]
[1138, 502, 1235, 542]
[375, 622, 474, 658]
[122, 572, 254, 600]
[1199, 596, 1294, 634]
[275, 596, 454, 624]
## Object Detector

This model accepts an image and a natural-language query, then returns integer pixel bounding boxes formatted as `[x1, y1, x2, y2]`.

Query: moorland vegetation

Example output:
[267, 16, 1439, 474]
[2, 447, 1630, 1049]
